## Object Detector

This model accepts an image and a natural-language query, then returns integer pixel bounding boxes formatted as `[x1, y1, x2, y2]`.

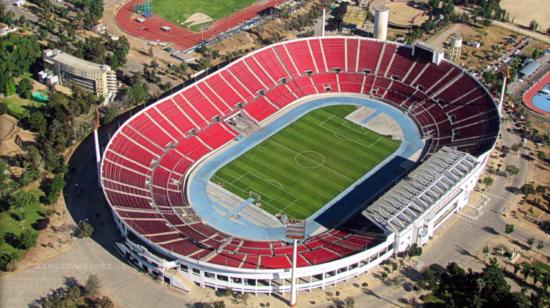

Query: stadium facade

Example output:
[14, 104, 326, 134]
[101, 37, 499, 294]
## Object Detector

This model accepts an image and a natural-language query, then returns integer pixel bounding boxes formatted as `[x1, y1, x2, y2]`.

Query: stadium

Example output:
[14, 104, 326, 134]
[100, 37, 500, 295]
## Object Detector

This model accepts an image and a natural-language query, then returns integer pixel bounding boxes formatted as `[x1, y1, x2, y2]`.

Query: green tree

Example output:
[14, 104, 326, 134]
[18, 229, 37, 249]
[482, 176, 494, 188]
[504, 224, 514, 238]
[531, 48, 542, 59]
[483, 245, 490, 259]
[520, 183, 535, 196]
[16, 78, 32, 99]
[529, 20, 539, 31]
[4, 78, 15, 96]
[85, 274, 100, 296]
[127, 83, 148, 106]
[78, 220, 94, 238]
[344, 296, 355, 308]
[536, 240, 544, 251]
[527, 237, 535, 249]
[96, 296, 114, 308]
[505, 165, 519, 176]
[10, 190, 37, 213]
[521, 262, 531, 281]
[28, 111, 47, 136]
[408, 243, 423, 257]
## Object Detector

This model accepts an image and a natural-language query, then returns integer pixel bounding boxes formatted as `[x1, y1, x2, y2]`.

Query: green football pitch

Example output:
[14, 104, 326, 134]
[211, 105, 401, 220]
[151, 0, 257, 30]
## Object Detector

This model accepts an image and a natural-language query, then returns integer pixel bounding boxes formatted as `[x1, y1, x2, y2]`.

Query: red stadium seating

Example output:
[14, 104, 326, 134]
[102, 38, 498, 270]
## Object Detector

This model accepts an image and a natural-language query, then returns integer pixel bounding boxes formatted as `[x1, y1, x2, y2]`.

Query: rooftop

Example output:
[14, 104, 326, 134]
[44, 49, 111, 74]
[363, 147, 478, 233]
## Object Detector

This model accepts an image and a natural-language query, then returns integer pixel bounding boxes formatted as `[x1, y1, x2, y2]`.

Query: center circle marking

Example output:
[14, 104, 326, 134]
[294, 151, 325, 169]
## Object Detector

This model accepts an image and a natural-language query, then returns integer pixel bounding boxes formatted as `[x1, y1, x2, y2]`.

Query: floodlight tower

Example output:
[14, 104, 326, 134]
[93, 107, 102, 189]
[499, 63, 510, 114]
[321, 7, 326, 37]
[286, 220, 306, 306]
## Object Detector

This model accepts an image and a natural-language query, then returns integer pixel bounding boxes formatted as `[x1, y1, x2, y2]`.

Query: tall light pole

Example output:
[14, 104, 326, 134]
[499, 63, 509, 115]
[321, 8, 326, 37]
[286, 220, 306, 307]
[93, 106, 102, 189]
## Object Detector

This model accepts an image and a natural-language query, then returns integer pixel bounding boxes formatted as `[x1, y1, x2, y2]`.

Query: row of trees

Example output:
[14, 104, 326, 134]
[419, 260, 549, 306]
[37, 275, 114, 308]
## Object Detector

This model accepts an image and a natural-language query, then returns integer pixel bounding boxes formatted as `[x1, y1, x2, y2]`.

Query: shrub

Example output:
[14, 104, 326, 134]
[77, 221, 94, 238]
[85, 274, 100, 296]
[32, 217, 50, 230]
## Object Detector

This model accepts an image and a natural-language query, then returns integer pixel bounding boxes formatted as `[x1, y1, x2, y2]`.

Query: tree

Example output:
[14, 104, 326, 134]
[536, 240, 544, 251]
[513, 263, 520, 275]
[482, 176, 494, 188]
[483, 245, 490, 259]
[28, 111, 47, 136]
[45, 173, 65, 205]
[511, 143, 521, 152]
[78, 221, 94, 238]
[527, 237, 535, 249]
[0, 103, 6, 115]
[520, 183, 535, 196]
[18, 229, 37, 249]
[344, 296, 355, 308]
[10, 190, 38, 213]
[4, 78, 16, 96]
[85, 274, 100, 296]
[521, 262, 531, 281]
[504, 224, 514, 238]
[95, 296, 114, 308]
[505, 165, 519, 177]
[408, 243, 423, 257]
[17, 78, 33, 99]
[529, 20, 539, 31]
[531, 48, 542, 60]
[127, 83, 148, 106]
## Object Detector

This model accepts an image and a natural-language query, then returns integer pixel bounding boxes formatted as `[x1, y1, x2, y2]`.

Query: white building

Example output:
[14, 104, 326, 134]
[43, 49, 118, 103]
[364, 147, 482, 253]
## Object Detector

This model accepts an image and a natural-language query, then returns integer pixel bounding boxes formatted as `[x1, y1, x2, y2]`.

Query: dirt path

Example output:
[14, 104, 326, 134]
[425, 23, 469, 48]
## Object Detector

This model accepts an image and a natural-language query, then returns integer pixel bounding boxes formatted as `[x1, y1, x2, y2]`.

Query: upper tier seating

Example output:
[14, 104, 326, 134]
[102, 38, 498, 270]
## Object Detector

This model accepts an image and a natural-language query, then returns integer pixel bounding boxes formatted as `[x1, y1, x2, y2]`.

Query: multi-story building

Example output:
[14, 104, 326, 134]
[43, 49, 118, 102]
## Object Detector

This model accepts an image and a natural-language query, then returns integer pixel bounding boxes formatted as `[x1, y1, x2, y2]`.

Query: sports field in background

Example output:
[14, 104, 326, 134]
[212, 105, 401, 220]
[151, 0, 257, 29]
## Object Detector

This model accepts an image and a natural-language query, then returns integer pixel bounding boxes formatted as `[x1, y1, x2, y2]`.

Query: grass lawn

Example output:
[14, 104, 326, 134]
[1, 95, 45, 120]
[151, 0, 257, 30]
[0, 190, 45, 258]
[212, 105, 400, 220]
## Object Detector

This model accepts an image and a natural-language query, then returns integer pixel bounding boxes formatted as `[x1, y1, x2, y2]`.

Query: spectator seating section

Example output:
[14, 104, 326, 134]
[102, 38, 498, 270]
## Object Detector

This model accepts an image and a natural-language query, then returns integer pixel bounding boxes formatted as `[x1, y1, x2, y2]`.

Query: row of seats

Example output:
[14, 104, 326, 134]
[102, 37, 498, 270]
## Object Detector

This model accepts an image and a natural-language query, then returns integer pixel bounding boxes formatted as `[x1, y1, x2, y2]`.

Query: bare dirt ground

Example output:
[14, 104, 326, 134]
[184, 12, 213, 27]
[0, 114, 33, 157]
[501, 0, 550, 32]
[384, 1, 428, 27]
[210, 31, 259, 57]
